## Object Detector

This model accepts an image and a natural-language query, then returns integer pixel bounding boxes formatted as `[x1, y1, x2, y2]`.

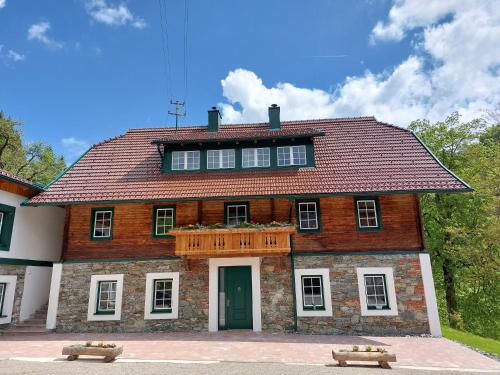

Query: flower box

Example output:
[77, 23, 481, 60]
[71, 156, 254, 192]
[332, 349, 397, 368]
[62, 344, 123, 363]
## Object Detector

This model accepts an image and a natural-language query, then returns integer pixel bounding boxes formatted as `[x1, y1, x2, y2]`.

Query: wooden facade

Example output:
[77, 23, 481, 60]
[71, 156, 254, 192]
[62, 194, 424, 260]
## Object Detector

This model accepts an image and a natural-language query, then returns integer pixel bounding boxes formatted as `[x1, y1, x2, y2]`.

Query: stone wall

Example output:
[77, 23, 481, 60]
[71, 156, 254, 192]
[260, 257, 294, 332]
[294, 253, 429, 335]
[56, 253, 429, 335]
[57, 258, 208, 333]
[0, 264, 26, 326]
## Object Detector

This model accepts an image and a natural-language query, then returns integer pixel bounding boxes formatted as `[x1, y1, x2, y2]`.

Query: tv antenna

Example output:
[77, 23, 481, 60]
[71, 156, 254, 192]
[168, 100, 186, 130]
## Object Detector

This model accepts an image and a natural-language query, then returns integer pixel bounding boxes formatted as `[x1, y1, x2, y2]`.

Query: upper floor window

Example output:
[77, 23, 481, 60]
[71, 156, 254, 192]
[91, 208, 113, 240]
[153, 206, 175, 237]
[355, 197, 381, 230]
[172, 150, 200, 170]
[225, 202, 249, 226]
[207, 149, 235, 169]
[296, 199, 321, 233]
[242, 148, 270, 168]
[277, 145, 307, 166]
[0, 203, 15, 251]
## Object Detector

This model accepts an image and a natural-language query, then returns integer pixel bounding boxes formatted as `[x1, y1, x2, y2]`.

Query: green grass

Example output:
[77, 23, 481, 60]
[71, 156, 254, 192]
[442, 325, 500, 356]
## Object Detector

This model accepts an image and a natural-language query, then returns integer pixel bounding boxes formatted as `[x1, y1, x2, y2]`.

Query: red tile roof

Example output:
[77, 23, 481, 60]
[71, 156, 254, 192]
[27, 117, 471, 205]
[152, 127, 325, 144]
[0, 168, 44, 191]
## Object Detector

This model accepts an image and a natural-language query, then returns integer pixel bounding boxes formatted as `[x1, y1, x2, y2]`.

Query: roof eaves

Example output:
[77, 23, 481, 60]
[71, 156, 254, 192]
[410, 131, 473, 192]
[0, 174, 45, 192]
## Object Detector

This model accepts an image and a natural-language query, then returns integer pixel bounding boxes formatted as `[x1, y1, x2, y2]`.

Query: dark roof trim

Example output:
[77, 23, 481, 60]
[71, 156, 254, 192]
[23, 187, 472, 207]
[151, 131, 325, 146]
[0, 174, 45, 192]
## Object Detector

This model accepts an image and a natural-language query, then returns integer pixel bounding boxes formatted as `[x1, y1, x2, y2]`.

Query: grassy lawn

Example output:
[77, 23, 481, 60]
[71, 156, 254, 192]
[442, 325, 500, 356]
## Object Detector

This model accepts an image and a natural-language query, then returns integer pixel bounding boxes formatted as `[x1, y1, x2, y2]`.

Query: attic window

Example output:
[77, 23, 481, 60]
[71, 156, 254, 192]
[172, 151, 200, 170]
[207, 149, 235, 169]
[277, 145, 307, 166]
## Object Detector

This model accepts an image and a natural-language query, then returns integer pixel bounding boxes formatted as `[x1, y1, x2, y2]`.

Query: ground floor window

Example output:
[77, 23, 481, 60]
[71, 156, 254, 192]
[87, 274, 123, 321]
[0, 282, 6, 316]
[301, 275, 324, 310]
[356, 267, 398, 316]
[294, 268, 332, 317]
[0, 275, 17, 323]
[144, 272, 179, 320]
[96, 280, 117, 314]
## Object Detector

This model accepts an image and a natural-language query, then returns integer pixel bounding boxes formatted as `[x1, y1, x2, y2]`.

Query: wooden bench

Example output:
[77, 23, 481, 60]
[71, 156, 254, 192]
[332, 350, 397, 368]
[62, 345, 123, 363]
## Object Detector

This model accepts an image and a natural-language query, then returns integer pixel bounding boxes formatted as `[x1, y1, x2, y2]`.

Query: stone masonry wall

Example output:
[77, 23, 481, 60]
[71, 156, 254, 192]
[57, 259, 208, 333]
[295, 253, 429, 335]
[0, 264, 26, 326]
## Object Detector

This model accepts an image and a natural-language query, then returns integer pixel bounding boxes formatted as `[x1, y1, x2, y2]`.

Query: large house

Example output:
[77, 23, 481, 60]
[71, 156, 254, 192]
[0, 169, 65, 332]
[25, 105, 470, 335]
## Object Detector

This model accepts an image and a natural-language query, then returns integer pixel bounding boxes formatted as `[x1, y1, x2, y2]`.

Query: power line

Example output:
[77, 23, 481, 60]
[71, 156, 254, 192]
[158, 0, 172, 101]
[183, 0, 189, 108]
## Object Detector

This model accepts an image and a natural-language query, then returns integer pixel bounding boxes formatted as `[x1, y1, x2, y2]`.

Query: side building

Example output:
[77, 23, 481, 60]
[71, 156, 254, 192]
[0, 169, 65, 332]
[26, 106, 471, 336]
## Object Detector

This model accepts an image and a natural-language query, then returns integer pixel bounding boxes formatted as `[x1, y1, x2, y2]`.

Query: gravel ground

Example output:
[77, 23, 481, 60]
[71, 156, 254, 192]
[0, 359, 495, 375]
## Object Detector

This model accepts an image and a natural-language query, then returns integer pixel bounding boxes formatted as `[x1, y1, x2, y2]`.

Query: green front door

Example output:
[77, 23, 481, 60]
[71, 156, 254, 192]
[225, 266, 253, 329]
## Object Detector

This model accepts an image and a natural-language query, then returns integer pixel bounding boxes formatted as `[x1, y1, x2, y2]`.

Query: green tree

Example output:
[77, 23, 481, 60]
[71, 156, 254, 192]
[0, 112, 66, 185]
[410, 112, 499, 338]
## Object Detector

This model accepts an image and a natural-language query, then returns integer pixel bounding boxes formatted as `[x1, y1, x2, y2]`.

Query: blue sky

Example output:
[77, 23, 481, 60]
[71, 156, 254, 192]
[1, 0, 499, 162]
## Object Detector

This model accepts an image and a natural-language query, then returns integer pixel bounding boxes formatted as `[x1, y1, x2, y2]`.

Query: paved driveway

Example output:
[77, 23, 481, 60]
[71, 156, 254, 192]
[0, 332, 498, 372]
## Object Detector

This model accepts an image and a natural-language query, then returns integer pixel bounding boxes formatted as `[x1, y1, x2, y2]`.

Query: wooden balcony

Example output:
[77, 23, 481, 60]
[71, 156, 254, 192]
[169, 226, 295, 257]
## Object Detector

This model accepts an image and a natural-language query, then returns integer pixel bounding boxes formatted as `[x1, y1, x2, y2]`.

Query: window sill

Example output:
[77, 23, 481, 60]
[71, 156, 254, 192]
[151, 309, 173, 314]
[356, 227, 382, 232]
[152, 234, 174, 239]
[94, 311, 116, 315]
[90, 237, 113, 241]
[303, 307, 326, 311]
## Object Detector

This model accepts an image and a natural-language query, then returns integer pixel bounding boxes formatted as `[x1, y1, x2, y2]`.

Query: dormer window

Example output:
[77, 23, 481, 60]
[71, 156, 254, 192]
[172, 151, 200, 170]
[277, 145, 307, 166]
[207, 149, 235, 169]
[242, 148, 270, 168]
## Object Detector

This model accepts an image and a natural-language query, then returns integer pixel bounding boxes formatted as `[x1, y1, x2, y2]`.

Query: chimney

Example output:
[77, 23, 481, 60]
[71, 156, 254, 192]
[269, 104, 280, 130]
[208, 107, 221, 132]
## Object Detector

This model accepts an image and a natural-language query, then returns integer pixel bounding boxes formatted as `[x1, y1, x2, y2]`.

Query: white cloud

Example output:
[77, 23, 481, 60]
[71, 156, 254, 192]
[61, 137, 90, 159]
[27, 22, 63, 49]
[6, 50, 25, 62]
[85, 0, 146, 29]
[220, 0, 500, 126]
[0, 0, 6, 9]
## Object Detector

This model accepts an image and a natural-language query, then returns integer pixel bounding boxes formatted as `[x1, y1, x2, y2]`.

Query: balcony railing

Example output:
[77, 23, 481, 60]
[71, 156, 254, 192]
[169, 226, 295, 257]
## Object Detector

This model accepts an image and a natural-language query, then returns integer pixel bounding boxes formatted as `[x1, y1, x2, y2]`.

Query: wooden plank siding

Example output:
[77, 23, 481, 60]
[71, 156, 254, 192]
[62, 194, 423, 260]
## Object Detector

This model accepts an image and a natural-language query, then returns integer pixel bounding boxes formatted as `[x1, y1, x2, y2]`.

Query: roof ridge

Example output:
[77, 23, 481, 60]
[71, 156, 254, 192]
[374, 120, 411, 133]
[127, 116, 378, 132]
[92, 133, 127, 147]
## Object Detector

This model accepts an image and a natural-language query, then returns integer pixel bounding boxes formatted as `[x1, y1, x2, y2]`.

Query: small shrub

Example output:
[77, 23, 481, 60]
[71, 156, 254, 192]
[449, 312, 465, 330]
[376, 347, 386, 353]
[352, 345, 359, 352]
[365, 345, 372, 352]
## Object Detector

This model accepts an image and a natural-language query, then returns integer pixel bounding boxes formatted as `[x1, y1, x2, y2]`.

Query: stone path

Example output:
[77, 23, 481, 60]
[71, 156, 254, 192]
[0, 332, 498, 371]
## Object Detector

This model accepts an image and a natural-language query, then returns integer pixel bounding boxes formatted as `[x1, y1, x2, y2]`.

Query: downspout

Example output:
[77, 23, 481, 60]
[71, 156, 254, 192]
[288, 195, 298, 332]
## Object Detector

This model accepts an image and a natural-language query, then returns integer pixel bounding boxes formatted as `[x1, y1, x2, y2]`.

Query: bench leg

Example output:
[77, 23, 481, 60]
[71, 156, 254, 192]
[103, 356, 116, 363]
[378, 361, 391, 369]
[67, 355, 78, 361]
[338, 360, 348, 367]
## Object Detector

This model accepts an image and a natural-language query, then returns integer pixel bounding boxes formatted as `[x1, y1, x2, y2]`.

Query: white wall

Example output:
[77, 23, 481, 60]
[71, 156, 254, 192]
[46, 263, 62, 329]
[0, 190, 65, 261]
[19, 266, 52, 322]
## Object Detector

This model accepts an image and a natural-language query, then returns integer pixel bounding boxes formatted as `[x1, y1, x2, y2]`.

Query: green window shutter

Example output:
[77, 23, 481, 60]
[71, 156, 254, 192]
[0, 203, 16, 251]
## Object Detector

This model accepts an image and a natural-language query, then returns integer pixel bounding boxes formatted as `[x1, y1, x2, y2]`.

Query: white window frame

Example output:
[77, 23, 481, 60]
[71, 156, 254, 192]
[144, 272, 179, 320]
[356, 267, 398, 316]
[226, 204, 248, 225]
[207, 149, 235, 169]
[93, 210, 113, 238]
[356, 199, 379, 228]
[155, 208, 175, 235]
[242, 147, 270, 168]
[171, 150, 200, 170]
[277, 145, 307, 166]
[0, 212, 4, 235]
[294, 268, 332, 317]
[87, 274, 124, 321]
[0, 275, 16, 324]
[298, 202, 319, 230]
